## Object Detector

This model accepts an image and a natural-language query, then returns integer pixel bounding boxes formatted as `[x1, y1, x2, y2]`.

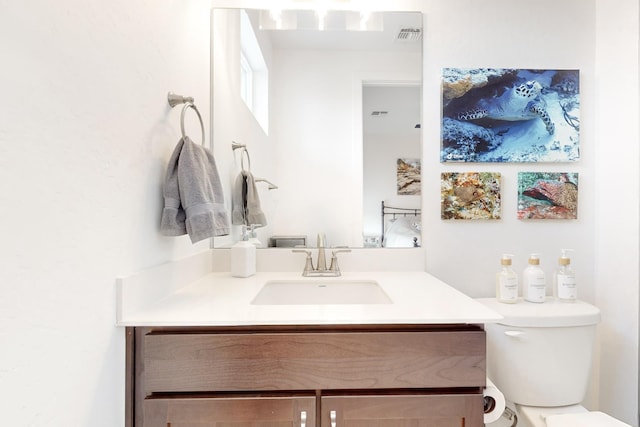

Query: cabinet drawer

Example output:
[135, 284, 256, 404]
[143, 330, 485, 393]
[144, 395, 315, 427]
[321, 393, 483, 427]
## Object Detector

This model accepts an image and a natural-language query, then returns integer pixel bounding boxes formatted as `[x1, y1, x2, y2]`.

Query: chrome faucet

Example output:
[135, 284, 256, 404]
[316, 233, 327, 271]
[293, 233, 351, 277]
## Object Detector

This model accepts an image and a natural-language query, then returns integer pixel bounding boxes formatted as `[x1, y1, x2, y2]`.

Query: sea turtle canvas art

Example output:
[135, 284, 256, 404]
[441, 68, 580, 163]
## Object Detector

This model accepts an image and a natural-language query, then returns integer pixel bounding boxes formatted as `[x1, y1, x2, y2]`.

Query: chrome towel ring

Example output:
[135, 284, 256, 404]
[230, 141, 278, 190]
[168, 92, 205, 146]
[240, 147, 251, 172]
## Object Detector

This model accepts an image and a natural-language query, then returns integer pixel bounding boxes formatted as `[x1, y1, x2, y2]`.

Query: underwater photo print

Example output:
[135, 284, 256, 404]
[517, 172, 578, 219]
[397, 158, 421, 195]
[441, 68, 580, 163]
[441, 172, 501, 220]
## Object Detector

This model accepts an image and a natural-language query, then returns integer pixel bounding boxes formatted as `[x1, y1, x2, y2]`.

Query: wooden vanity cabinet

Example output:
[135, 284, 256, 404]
[126, 324, 486, 427]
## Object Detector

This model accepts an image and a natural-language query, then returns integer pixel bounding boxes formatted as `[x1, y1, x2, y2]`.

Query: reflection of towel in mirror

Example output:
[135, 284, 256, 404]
[232, 170, 267, 227]
[160, 136, 230, 243]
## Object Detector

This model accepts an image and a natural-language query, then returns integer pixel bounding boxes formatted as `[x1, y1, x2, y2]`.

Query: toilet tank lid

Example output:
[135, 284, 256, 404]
[476, 298, 601, 327]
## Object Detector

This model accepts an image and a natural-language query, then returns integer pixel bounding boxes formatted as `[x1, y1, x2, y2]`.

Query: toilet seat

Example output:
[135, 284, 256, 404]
[546, 411, 631, 427]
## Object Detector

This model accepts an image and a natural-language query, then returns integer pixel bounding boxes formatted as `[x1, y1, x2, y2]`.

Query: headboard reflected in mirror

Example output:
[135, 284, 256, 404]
[211, 8, 423, 249]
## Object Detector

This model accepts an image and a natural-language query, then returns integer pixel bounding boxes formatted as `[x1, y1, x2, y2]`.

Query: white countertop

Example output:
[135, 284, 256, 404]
[117, 271, 502, 327]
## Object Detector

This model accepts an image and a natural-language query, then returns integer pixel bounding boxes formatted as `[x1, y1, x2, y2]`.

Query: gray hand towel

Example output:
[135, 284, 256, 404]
[231, 172, 247, 225]
[160, 137, 230, 243]
[231, 170, 267, 227]
[178, 137, 231, 242]
[160, 138, 187, 236]
[244, 171, 267, 227]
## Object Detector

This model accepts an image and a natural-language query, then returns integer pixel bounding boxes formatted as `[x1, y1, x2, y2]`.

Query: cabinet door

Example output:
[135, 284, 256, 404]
[143, 395, 316, 427]
[321, 394, 483, 427]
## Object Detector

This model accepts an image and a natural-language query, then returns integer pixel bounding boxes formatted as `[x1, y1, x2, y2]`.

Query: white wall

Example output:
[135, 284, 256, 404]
[1, 0, 213, 425]
[593, 0, 639, 424]
[0, 0, 637, 425]
[271, 48, 421, 246]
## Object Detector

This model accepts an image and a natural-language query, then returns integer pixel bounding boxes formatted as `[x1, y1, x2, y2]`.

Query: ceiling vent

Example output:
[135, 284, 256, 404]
[396, 27, 422, 42]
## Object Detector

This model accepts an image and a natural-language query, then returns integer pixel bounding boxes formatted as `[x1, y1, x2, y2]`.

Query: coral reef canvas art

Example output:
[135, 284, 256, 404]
[517, 172, 579, 219]
[441, 172, 501, 220]
[441, 68, 580, 163]
[397, 158, 421, 195]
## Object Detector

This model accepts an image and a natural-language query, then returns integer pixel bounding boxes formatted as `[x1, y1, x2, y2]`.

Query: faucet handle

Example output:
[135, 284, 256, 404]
[328, 249, 351, 275]
[292, 249, 314, 275]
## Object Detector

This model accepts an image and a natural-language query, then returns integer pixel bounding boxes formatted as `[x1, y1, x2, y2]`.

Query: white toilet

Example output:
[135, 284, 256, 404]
[477, 298, 631, 427]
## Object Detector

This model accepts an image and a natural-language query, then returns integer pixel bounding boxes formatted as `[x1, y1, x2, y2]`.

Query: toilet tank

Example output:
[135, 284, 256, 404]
[477, 298, 601, 407]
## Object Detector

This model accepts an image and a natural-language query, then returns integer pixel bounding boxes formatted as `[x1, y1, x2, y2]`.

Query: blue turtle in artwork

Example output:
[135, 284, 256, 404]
[456, 80, 555, 135]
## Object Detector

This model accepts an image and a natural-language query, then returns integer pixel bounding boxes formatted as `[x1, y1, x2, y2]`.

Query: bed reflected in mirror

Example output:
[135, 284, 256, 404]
[380, 202, 421, 248]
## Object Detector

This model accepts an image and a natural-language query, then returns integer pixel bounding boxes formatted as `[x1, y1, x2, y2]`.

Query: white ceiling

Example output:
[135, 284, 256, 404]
[259, 10, 423, 52]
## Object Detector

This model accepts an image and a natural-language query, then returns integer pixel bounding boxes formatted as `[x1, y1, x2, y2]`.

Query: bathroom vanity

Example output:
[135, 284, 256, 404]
[119, 269, 501, 426]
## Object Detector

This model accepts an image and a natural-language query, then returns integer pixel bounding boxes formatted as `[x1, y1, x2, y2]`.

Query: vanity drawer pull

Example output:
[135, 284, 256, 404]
[330, 410, 337, 427]
[300, 410, 307, 427]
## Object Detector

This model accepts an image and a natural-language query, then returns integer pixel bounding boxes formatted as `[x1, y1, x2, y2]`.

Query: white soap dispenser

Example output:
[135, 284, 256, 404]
[523, 253, 546, 303]
[496, 254, 518, 304]
[554, 249, 577, 302]
[231, 225, 256, 278]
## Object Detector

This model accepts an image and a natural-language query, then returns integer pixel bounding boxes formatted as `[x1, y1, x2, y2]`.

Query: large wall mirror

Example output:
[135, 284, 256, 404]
[211, 8, 422, 249]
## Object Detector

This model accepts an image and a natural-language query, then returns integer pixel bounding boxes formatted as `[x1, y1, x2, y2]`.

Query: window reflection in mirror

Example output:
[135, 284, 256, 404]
[211, 9, 422, 249]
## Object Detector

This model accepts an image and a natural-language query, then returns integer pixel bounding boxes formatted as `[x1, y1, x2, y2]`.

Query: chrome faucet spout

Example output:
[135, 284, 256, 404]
[316, 233, 327, 271]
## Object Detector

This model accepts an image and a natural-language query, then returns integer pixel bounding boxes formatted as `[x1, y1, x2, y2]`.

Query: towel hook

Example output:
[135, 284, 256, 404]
[167, 92, 205, 146]
[231, 141, 246, 151]
[168, 92, 194, 107]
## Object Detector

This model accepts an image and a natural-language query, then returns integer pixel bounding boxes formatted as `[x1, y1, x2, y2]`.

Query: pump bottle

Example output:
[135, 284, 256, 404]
[523, 253, 546, 303]
[231, 225, 256, 278]
[554, 249, 577, 302]
[496, 254, 518, 303]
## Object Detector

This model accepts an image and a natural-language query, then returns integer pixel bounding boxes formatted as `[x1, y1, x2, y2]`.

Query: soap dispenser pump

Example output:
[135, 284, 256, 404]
[523, 253, 546, 303]
[554, 249, 577, 302]
[231, 225, 256, 278]
[247, 223, 262, 247]
[496, 254, 518, 304]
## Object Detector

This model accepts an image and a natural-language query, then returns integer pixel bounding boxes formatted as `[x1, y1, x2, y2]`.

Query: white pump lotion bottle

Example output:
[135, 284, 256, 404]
[496, 254, 518, 304]
[554, 248, 577, 302]
[523, 253, 546, 303]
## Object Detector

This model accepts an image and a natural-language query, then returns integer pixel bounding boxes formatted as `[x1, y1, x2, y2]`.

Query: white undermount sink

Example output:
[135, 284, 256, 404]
[251, 279, 393, 305]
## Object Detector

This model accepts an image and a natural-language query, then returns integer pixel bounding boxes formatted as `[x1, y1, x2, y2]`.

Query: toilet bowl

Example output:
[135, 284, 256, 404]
[477, 298, 631, 427]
